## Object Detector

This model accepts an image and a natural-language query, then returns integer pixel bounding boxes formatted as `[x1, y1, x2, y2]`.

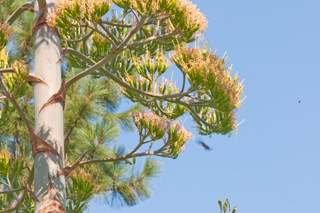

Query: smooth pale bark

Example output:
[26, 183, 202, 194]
[33, 0, 66, 212]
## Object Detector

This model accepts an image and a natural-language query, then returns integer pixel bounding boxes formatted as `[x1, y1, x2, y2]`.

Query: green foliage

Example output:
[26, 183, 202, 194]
[66, 173, 96, 212]
[0, 0, 244, 212]
[104, 157, 161, 208]
[218, 198, 237, 213]
[0, 66, 163, 211]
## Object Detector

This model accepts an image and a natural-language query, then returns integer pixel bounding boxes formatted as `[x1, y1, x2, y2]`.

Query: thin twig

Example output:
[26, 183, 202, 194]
[67, 30, 94, 42]
[144, 14, 170, 25]
[154, 19, 160, 36]
[98, 22, 121, 44]
[123, 30, 178, 50]
[154, 101, 173, 117]
[6, 176, 20, 202]
[86, 22, 117, 48]
[65, 17, 147, 89]
[0, 68, 15, 73]
[0, 76, 32, 129]
[100, 19, 132, 27]
[80, 150, 159, 165]
[10, 166, 34, 212]
[147, 140, 154, 153]
[180, 74, 186, 93]
[117, 16, 147, 50]
[25, 56, 34, 64]
[70, 24, 88, 28]
[131, 9, 140, 23]
[0, 187, 24, 195]
[0, 206, 32, 212]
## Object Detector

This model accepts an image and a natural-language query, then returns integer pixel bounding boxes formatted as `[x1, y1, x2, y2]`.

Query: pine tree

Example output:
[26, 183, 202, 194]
[0, 0, 245, 212]
[1, 1, 162, 212]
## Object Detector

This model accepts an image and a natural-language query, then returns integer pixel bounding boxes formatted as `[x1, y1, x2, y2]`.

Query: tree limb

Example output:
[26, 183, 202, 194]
[0, 68, 15, 73]
[123, 30, 178, 50]
[79, 150, 159, 165]
[4, 2, 34, 25]
[0, 187, 24, 195]
[65, 48, 194, 100]
[99, 19, 132, 27]
[67, 30, 94, 42]
[64, 90, 91, 145]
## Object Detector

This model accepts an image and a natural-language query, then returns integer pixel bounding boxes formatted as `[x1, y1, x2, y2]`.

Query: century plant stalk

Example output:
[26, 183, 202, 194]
[33, 0, 65, 212]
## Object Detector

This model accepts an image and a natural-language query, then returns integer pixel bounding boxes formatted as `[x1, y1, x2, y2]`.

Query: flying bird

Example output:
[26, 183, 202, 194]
[197, 141, 212, 150]
[298, 100, 301, 103]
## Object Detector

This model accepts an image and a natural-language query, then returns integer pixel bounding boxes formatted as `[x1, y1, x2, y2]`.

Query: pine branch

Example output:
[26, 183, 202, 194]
[64, 90, 92, 145]
[79, 149, 169, 166]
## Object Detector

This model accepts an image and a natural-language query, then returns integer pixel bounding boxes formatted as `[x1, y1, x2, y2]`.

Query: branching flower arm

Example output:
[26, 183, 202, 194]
[4, 2, 35, 25]
[0, 187, 24, 195]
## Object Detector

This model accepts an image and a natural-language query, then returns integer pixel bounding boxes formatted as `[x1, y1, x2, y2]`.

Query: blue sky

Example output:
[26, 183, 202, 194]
[86, 0, 320, 212]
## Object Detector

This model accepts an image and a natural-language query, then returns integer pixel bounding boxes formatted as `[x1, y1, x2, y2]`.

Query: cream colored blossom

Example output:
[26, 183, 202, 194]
[0, 149, 11, 160]
[129, 110, 192, 153]
[47, 0, 112, 29]
[170, 44, 244, 110]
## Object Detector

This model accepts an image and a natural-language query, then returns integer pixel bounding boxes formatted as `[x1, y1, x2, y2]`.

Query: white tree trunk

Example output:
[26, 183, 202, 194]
[33, 0, 66, 212]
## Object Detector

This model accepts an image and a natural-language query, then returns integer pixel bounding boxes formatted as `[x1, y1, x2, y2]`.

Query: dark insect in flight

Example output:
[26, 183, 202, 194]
[298, 100, 301, 103]
[197, 141, 212, 150]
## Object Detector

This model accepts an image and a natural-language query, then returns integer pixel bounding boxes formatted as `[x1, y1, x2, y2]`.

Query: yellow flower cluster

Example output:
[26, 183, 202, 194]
[123, 72, 152, 92]
[0, 149, 12, 160]
[115, 0, 207, 35]
[174, 0, 208, 35]
[132, 50, 170, 79]
[170, 44, 244, 110]
[0, 148, 11, 176]
[48, 0, 207, 38]
[2, 59, 30, 93]
[130, 110, 172, 132]
[11, 60, 30, 74]
[129, 111, 192, 157]
[0, 47, 9, 68]
[47, 0, 111, 29]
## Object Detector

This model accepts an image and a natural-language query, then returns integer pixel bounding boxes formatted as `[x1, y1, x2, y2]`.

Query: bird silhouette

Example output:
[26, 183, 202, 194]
[196, 140, 212, 150]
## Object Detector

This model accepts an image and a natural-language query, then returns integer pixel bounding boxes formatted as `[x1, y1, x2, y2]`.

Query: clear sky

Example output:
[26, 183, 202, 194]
[86, 0, 320, 212]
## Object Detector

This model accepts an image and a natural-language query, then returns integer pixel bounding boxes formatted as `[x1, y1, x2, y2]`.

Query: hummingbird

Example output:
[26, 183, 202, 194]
[197, 141, 212, 150]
